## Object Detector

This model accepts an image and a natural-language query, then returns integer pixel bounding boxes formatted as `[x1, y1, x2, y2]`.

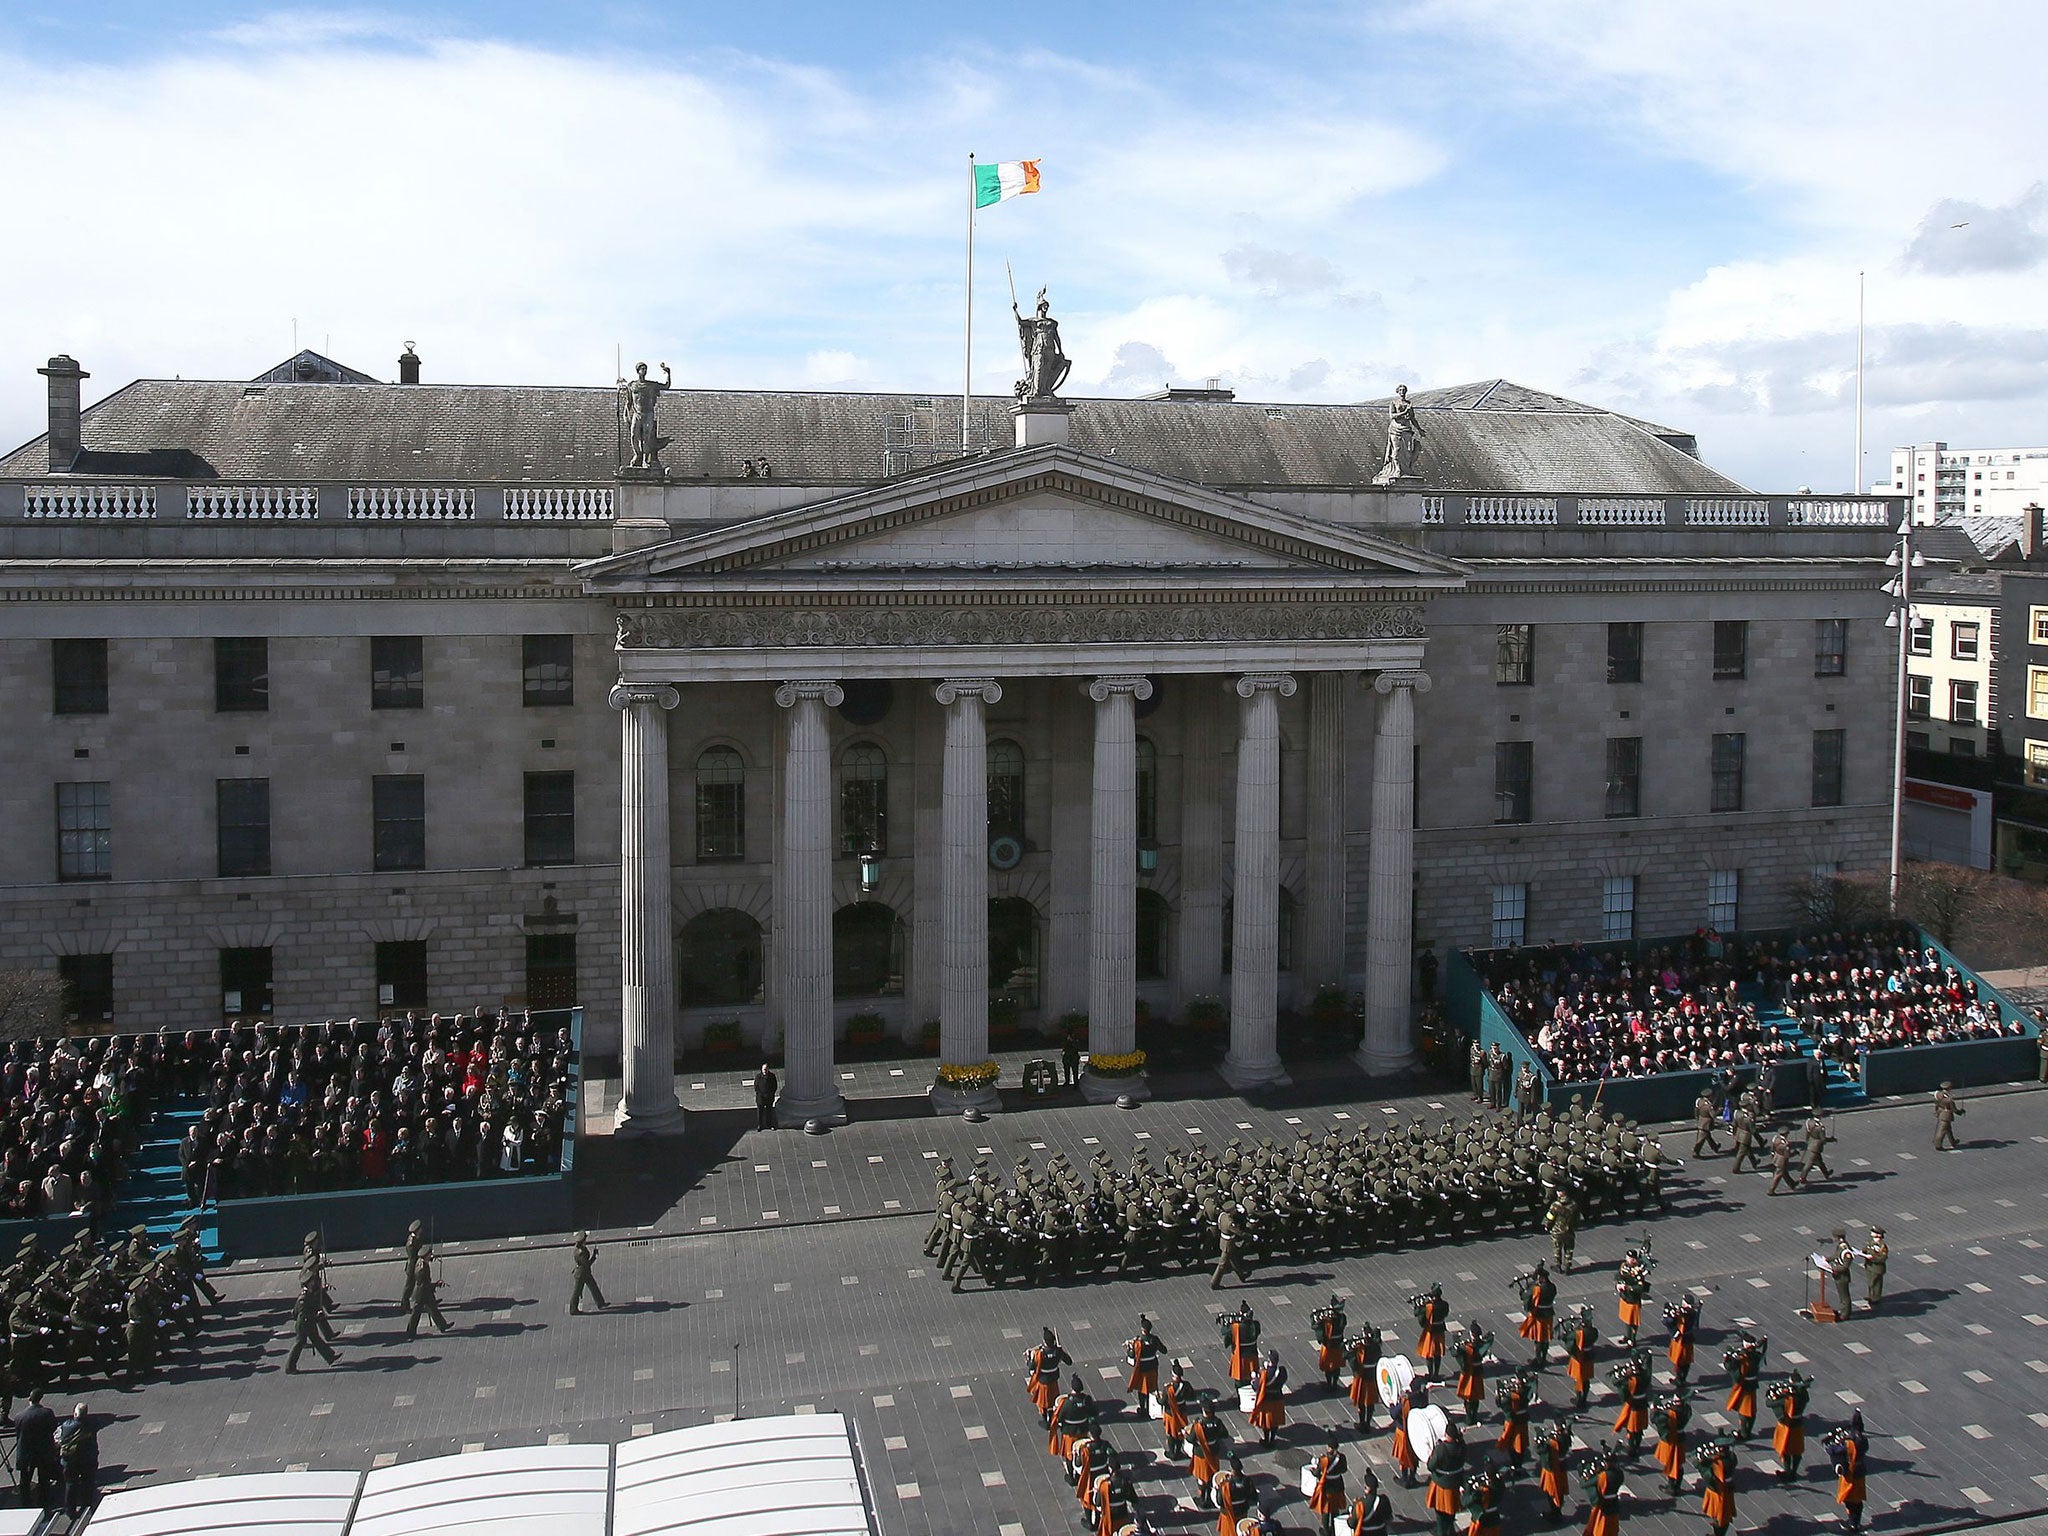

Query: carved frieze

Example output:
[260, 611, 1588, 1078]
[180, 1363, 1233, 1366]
[617, 602, 1426, 650]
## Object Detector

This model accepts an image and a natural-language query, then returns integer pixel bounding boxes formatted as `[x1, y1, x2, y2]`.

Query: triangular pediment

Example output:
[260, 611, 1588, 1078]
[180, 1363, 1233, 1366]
[579, 446, 1466, 589]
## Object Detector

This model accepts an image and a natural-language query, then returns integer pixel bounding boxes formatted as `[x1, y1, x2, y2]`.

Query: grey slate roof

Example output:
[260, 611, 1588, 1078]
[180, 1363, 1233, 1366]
[0, 370, 1749, 495]
[1940, 514, 2021, 562]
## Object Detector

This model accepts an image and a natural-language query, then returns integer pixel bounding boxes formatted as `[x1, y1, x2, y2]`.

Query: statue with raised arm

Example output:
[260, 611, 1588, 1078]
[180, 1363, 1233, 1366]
[618, 361, 673, 473]
[1013, 287, 1072, 401]
[1373, 383, 1426, 484]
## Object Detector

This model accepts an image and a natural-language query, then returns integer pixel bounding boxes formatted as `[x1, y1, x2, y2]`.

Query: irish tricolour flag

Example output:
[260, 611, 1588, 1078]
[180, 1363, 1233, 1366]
[974, 159, 1040, 209]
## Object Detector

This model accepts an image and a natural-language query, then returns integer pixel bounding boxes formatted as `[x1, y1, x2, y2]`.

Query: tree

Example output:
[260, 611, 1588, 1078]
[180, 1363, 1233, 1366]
[1786, 869, 1886, 930]
[1838, 862, 2048, 970]
[0, 968, 65, 1043]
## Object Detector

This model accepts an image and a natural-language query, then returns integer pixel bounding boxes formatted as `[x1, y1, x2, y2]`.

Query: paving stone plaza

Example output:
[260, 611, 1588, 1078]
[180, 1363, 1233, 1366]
[73, 1066, 2048, 1534]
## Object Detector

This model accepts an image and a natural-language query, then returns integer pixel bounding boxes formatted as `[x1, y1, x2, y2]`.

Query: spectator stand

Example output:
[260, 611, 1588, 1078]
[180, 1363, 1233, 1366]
[1451, 929, 2038, 1126]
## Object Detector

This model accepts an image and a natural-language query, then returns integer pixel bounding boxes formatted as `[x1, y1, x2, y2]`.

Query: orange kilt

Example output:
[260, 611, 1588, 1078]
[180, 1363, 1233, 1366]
[1568, 1354, 1593, 1393]
[1318, 1341, 1343, 1375]
[1541, 1460, 1569, 1506]
[1457, 1368, 1484, 1402]
[1129, 1362, 1158, 1396]
[1392, 1423, 1417, 1473]
[1029, 1378, 1057, 1414]
[1050, 1424, 1082, 1459]
[1161, 1399, 1189, 1439]
[1309, 1469, 1345, 1516]
[1669, 1336, 1694, 1373]
[1726, 1383, 1757, 1419]
[1519, 1312, 1553, 1343]
[1418, 1327, 1446, 1362]
[1426, 1481, 1462, 1516]
[1774, 1421, 1805, 1461]
[1614, 1401, 1647, 1436]
[1655, 1438, 1685, 1480]
[1582, 1510, 1619, 1536]
[1230, 1345, 1257, 1384]
[1249, 1388, 1286, 1433]
[1077, 1456, 1100, 1511]
[1838, 1473, 1866, 1506]
[1702, 1483, 1736, 1528]
[1499, 1419, 1529, 1457]
[1350, 1370, 1379, 1409]
[1190, 1437, 1220, 1485]
[1618, 1299, 1642, 1329]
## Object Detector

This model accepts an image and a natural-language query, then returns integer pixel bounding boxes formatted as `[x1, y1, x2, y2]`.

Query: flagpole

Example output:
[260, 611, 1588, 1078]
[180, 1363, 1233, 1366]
[963, 153, 975, 456]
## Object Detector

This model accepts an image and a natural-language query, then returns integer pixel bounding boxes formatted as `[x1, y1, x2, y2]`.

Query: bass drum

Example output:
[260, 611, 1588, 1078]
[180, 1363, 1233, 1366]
[1407, 1404, 1451, 1467]
[1376, 1353, 1416, 1406]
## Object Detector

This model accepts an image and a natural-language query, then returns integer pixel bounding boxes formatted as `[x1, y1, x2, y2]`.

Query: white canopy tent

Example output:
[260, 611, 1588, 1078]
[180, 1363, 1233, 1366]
[81, 1470, 361, 1536]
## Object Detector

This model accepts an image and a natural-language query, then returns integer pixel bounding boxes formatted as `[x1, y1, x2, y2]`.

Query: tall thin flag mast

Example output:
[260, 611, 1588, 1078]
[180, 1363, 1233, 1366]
[1854, 271, 1866, 494]
[963, 154, 976, 456]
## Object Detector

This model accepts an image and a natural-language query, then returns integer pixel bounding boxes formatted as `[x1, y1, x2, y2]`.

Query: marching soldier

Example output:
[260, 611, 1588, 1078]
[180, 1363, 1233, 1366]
[1764, 1129, 1796, 1196]
[403, 1246, 451, 1339]
[1830, 1411, 1869, 1531]
[1697, 1436, 1738, 1536]
[1863, 1227, 1889, 1309]
[1495, 1365, 1536, 1470]
[1413, 1282, 1450, 1381]
[1212, 1452, 1251, 1531]
[1769, 1369, 1809, 1478]
[1349, 1466, 1394, 1536]
[1463, 1464, 1505, 1536]
[1536, 1417, 1574, 1524]
[399, 1219, 426, 1310]
[921, 1158, 954, 1256]
[1798, 1111, 1834, 1186]
[1307, 1432, 1348, 1536]
[1247, 1348, 1287, 1447]
[1653, 1388, 1692, 1494]
[1546, 1189, 1579, 1272]
[1722, 1331, 1767, 1440]
[1221, 1300, 1261, 1385]
[1187, 1395, 1228, 1507]
[1454, 1319, 1492, 1425]
[1581, 1444, 1624, 1536]
[1390, 1380, 1424, 1488]
[1424, 1420, 1469, 1536]
[285, 1274, 338, 1373]
[1025, 1327, 1069, 1426]
[1346, 1323, 1384, 1431]
[1615, 1244, 1653, 1347]
[1157, 1359, 1194, 1456]
[1072, 1430, 1111, 1524]
[1312, 1293, 1347, 1388]
[1048, 1373, 1097, 1468]
[1519, 1260, 1557, 1364]
[1211, 1203, 1251, 1289]
[1124, 1314, 1161, 1399]
[1934, 1081, 1964, 1150]
[1610, 1349, 1653, 1457]
[568, 1233, 606, 1315]
[1727, 1102, 1758, 1174]
[1666, 1292, 1701, 1385]
[1690, 1089, 1721, 1157]
[1564, 1304, 1599, 1411]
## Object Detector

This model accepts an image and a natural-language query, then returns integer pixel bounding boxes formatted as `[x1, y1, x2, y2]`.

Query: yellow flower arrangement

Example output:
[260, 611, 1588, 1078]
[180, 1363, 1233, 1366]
[936, 1059, 1000, 1090]
[1087, 1049, 1148, 1078]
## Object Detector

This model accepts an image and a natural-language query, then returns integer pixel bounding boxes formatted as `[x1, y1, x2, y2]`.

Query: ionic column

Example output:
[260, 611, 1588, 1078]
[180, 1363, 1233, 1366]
[1083, 675, 1152, 1102]
[931, 678, 1002, 1114]
[774, 680, 846, 1125]
[610, 682, 685, 1136]
[1358, 669, 1430, 1075]
[1303, 671, 1348, 992]
[1221, 672, 1295, 1091]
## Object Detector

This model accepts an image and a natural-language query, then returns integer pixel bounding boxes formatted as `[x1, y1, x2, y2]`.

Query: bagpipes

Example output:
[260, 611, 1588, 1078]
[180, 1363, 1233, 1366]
[1767, 1374, 1807, 1418]
[1692, 1434, 1737, 1477]
[1311, 1302, 1345, 1337]
[1721, 1334, 1768, 1379]
[1663, 1297, 1699, 1332]
[1494, 1367, 1540, 1415]
[1466, 1329, 1498, 1364]
[1513, 1269, 1541, 1307]
[1409, 1291, 1441, 1325]
[1217, 1310, 1260, 1344]
[1574, 1441, 1627, 1487]
[1606, 1350, 1653, 1394]
[1651, 1390, 1691, 1431]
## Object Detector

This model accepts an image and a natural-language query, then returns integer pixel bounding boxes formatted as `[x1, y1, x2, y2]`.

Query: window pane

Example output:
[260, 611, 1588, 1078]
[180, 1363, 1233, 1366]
[373, 774, 427, 871]
[1495, 624, 1534, 685]
[1604, 736, 1641, 818]
[371, 636, 424, 709]
[988, 739, 1026, 837]
[695, 747, 746, 862]
[1951, 622, 1979, 661]
[1950, 680, 1979, 725]
[215, 637, 269, 712]
[1706, 870, 1740, 931]
[220, 946, 273, 1018]
[1493, 741, 1532, 824]
[1909, 675, 1932, 717]
[217, 778, 272, 877]
[52, 638, 108, 715]
[58, 953, 114, 1024]
[1600, 876, 1636, 942]
[522, 634, 574, 706]
[841, 743, 888, 855]
[524, 771, 576, 865]
[375, 940, 429, 1010]
[55, 780, 111, 881]
[1908, 618, 1933, 657]
[1712, 621, 1747, 680]
[1710, 733, 1745, 812]
[1606, 622, 1643, 685]
[526, 933, 578, 1009]
[1490, 883, 1527, 947]
[1135, 737, 1159, 845]
[1814, 617, 1847, 677]
[1811, 728, 1845, 807]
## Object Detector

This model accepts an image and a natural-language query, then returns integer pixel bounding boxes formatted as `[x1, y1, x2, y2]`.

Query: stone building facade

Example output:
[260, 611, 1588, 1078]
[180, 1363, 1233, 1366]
[0, 352, 1899, 1124]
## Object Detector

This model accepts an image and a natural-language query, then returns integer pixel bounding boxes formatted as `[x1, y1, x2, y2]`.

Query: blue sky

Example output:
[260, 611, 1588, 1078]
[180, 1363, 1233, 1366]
[2, 1, 2043, 490]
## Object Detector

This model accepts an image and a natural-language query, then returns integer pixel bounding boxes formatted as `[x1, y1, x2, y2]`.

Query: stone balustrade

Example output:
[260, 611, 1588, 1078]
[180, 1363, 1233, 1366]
[347, 485, 477, 520]
[505, 486, 615, 521]
[187, 485, 320, 520]
[22, 483, 156, 519]
[1684, 497, 1770, 526]
[1465, 494, 1558, 525]
[1577, 496, 1666, 526]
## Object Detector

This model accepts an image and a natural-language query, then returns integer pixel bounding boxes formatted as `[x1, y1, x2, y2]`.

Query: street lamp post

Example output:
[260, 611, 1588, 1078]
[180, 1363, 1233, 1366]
[1886, 515, 1923, 912]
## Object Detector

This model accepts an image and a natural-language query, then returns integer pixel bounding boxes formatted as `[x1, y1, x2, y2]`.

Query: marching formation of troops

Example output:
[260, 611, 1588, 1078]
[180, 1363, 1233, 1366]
[927, 1101, 1668, 1292]
[4, 1218, 218, 1399]
[1014, 1236, 1877, 1536]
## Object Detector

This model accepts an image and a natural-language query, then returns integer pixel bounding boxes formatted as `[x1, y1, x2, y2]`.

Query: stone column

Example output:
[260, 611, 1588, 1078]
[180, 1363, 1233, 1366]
[1082, 675, 1153, 1102]
[1358, 670, 1430, 1075]
[931, 677, 1003, 1114]
[610, 682, 685, 1136]
[1303, 672, 1349, 995]
[774, 680, 846, 1126]
[1221, 672, 1295, 1091]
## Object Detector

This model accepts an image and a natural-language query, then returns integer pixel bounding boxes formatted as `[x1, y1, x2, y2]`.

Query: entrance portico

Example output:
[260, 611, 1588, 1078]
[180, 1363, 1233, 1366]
[582, 447, 1465, 1125]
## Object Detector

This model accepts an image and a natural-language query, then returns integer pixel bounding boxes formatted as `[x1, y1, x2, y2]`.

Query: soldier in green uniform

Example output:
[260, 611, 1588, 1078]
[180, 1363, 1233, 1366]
[1933, 1082, 1964, 1150]
[1545, 1189, 1579, 1272]
[1691, 1089, 1721, 1157]
[1728, 1102, 1757, 1174]
[404, 1247, 452, 1339]
[1765, 1129, 1796, 1195]
[285, 1274, 339, 1373]
[1211, 1204, 1251, 1289]
[399, 1220, 426, 1310]
[1798, 1112, 1834, 1185]
[1863, 1227, 1888, 1308]
[568, 1233, 607, 1314]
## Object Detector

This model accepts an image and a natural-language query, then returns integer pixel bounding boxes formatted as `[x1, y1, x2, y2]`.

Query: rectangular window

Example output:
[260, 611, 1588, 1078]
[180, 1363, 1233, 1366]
[2027, 742, 2048, 787]
[1604, 736, 1642, 818]
[214, 636, 269, 712]
[58, 954, 114, 1024]
[1906, 730, 1931, 752]
[1606, 622, 1643, 685]
[1493, 741, 1533, 824]
[1951, 679, 1980, 726]
[54, 781, 111, 881]
[1489, 883, 1528, 948]
[220, 946, 273, 1019]
[1494, 624, 1534, 686]
[1811, 728, 1846, 807]
[1814, 618, 1847, 677]
[2031, 607, 2048, 645]
[524, 770, 576, 866]
[1712, 620, 1748, 680]
[526, 933, 578, 1010]
[1951, 621, 1981, 661]
[375, 940, 429, 1011]
[1706, 869, 1740, 932]
[1948, 737, 1978, 756]
[1908, 617, 1934, 657]
[372, 774, 427, 872]
[1710, 732, 1746, 812]
[371, 636, 424, 710]
[694, 755, 746, 863]
[51, 638, 108, 715]
[216, 778, 272, 877]
[522, 634, 574, 707]
[1600, 876, 1636, 943]
[1909, 674, 1933, 718]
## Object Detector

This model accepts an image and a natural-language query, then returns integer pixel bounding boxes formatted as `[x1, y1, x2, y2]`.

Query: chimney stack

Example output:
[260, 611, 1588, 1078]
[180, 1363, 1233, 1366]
[397, 342, 421, 385]
[36, 354, 87, 471]
[2024, 502, 2045, 564]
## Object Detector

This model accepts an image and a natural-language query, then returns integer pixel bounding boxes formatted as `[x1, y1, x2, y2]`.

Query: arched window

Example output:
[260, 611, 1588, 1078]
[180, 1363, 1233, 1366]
[988, 739, 1026, 840]
[1135, 736, 1159, 844]
[833, 902, 905, 998]
[1136, 889, 1169, 980]
[840, 742, 888, 855]
[677, 909, 763, 1007]
[694, 746, 745, 862]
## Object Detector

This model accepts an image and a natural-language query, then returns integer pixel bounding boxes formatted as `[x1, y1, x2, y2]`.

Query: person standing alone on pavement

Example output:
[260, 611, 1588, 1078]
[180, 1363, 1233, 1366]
[569, 1232, 607, 1315]
[753, 1062, 777, 1131]
[1933, 1082, 1964, 1150]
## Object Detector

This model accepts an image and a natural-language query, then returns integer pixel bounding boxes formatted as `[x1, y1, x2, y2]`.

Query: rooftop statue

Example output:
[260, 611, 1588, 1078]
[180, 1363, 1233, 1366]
[1013, 287, 1072, 402]
[1373, 383, 1427, 485]
[619, 361, 673, 473]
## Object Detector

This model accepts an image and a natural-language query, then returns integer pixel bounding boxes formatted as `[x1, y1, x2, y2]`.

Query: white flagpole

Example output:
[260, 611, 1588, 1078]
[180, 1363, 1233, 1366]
[963, 154, 976, 456]
[1854, 271, 1865, 495]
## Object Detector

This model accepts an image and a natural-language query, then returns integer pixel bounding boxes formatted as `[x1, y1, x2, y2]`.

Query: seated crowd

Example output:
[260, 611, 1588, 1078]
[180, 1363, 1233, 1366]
[0, 1035, 161, 1221]
[1478, 922, 2023, 1084]
[1478, 932, 1797, 1083]
[179, 1009, 575, 1203]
